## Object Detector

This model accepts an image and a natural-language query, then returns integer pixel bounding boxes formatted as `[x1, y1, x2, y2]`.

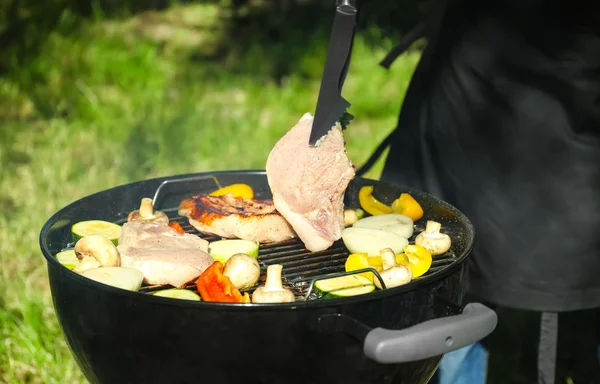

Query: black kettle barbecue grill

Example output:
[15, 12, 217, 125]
[39, 170, 497, 384]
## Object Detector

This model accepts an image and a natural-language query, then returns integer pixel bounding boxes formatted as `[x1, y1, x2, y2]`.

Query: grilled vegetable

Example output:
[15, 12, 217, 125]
[374, 248, 412, 289]
[315, 275, 375, 298]
[127, 198, 169, 225]
[352, 213, 414, 239]
[56, 250, 79, 270]
[71, 220, 122, 245]
[152, 288, 201, 301]
[80, 267, 144, 292]
[415, 220, 452, 256]
[391, 193, 424, 222]
[343, 208, 365, 227]
[73, 234, 121, 273]
[196, 261, 250, 303]
[210, 183, 254, 199]
[208, 239, 259, 263]
[252, 264, 295, 303]
[345, 253, 378, 281]
[223, 253, 260, 290]
[342, 227, 409, 256]
[359, 253, 408, 272]
[168, 221, 185, 234]
[399, 244, 433, 278]
[74, 256, 101, 272]
[358, 187, 424, 222]
[367, 254, 384, 270]
[358, 186, 393, 216]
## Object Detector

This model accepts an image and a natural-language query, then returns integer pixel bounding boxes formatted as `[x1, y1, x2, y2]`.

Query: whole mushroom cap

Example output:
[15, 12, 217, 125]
[223, 253, 260, 290]
[373, 248, 412, 289]
[415, 221, 452, 256]
[251, 264, 295, 303]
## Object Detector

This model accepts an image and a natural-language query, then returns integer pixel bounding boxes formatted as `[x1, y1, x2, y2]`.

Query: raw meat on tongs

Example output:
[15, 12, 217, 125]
[266, 113, 356, 252]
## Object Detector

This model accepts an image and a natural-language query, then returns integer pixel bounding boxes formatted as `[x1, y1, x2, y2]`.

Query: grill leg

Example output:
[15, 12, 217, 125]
[538, 312, 558, 384]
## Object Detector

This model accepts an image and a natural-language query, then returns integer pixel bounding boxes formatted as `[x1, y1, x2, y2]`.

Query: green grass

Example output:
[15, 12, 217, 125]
[0, 3, 420, 382]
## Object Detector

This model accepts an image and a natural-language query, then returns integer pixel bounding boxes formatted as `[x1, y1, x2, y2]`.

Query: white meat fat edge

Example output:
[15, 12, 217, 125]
[300, 112, 313, 121]
[301, 112, 343, 146]
[272, 195, 334, 252]
[352, 214, 414, 239]
[341, 227, 409, 256]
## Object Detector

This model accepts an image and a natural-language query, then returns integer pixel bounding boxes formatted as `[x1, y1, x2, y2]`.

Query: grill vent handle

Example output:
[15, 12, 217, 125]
[363, 303, 497, 364]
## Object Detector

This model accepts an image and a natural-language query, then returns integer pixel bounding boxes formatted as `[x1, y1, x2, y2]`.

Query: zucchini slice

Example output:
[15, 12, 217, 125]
[152, 288, 201, 301]
[208, 239, 259, 263]
[315, 275, 375, 299]
[72, 220, 122, 245]
[55, 249, 79, 270]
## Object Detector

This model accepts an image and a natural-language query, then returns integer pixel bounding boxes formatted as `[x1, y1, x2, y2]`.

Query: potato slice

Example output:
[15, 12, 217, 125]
[342, 227, 409, 256]
[81, 267, 144, 292]
[352, 213, 414, 239]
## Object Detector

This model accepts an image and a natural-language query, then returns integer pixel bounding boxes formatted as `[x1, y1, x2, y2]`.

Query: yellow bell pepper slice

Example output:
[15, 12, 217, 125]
[359, 186, 393, 216]
[399, 244, 432, 278]
[363, 253, 407, 271]
[395, 253, 410, 265]
[210, 183, 254, 199]
[391, 193, 424, 221]
[345, 253, 376, 281]
[350, 246, 430, 280]
[367, 255, 383, 271]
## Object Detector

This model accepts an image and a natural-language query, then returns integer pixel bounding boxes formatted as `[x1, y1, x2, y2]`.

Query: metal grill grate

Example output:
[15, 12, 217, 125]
[140, 216, 459, 301]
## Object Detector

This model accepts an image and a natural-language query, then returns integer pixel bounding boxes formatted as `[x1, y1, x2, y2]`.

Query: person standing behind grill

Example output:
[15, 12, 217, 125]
[356, 0, 600, 383]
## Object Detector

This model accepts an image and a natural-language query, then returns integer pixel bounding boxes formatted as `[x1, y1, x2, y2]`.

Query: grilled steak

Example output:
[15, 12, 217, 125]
[117, 221, 214, 288]
[178, 194, 296, 243]
[266, 113, 355, 252]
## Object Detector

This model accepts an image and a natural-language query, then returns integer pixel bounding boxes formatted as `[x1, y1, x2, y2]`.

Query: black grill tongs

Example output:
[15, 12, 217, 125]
[309, 0, 358, 146]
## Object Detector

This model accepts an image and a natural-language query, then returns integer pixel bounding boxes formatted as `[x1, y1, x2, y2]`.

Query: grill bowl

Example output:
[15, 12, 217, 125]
[39, 170, 492, 384]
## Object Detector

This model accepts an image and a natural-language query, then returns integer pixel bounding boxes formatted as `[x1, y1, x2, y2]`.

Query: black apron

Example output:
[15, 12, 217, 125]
[359, 0, 600, 382]
[365, 0, 600, 313]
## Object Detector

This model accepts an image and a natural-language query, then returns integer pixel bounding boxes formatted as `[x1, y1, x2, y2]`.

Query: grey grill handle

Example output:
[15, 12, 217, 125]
[364, 303, 497, 363]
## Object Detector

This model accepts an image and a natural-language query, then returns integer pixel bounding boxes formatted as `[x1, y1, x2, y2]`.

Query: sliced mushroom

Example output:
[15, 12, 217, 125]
[73, 256, 101, 273]
[74, 234, 121, 273]
[223, 253, 260, 290]
[251, 264, 295, 303]
[415, 220, 452, 256]
[374, 248, 412, 289]
[127, 197, 169, 224]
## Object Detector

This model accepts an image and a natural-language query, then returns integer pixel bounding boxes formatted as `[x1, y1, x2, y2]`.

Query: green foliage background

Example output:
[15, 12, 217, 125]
[0, 1, 424, 381]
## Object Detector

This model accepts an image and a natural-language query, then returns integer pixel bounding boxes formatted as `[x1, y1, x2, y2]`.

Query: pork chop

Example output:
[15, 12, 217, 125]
[178, 194, 296, 243]
[266, 113, 356, 252]
[117, 221, 214, 288]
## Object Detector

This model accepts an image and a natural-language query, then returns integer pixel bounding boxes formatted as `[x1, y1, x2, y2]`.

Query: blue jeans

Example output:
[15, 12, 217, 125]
[428, 343, 600, 384]
[428, 343, 488, 384]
